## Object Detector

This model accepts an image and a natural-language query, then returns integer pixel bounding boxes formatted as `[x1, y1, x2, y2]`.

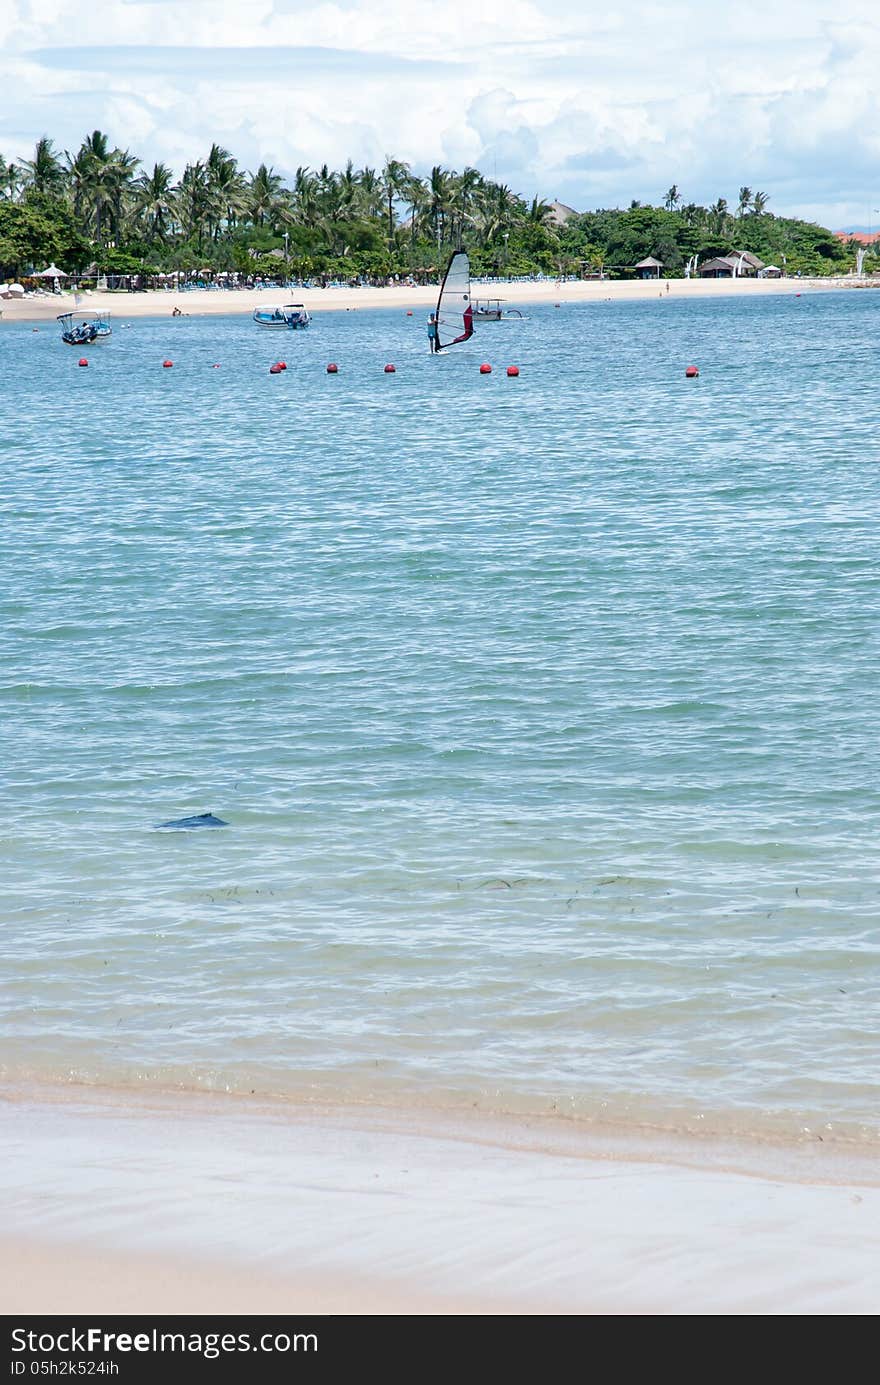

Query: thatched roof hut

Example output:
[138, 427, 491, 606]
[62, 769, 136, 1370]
[699, 251, 765, 278]
[548, 200, 577, 226]
[634, 255, 663, 278]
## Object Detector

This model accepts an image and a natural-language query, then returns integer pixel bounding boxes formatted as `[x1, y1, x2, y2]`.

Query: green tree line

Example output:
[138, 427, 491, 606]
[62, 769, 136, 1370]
[0, 136, 866, 282]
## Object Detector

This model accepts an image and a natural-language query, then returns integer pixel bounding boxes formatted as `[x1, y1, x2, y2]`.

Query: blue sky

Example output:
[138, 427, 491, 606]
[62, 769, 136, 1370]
[4, 0, 880, 228]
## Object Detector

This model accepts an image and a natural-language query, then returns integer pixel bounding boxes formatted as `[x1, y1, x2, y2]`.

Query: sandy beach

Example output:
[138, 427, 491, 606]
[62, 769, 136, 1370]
[1, 274, 875, 325]
[1, 1084, 878, 1315]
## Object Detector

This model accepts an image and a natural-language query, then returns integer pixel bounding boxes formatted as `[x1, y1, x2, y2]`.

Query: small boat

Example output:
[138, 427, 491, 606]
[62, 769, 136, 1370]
[57, 309, 112, 345]
[252, 303, 311, 330]
[472, 298, 524, 320]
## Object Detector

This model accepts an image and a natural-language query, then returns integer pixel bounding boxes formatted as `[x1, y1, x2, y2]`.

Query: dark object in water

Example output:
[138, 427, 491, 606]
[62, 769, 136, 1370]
[155, 812, 229, 830]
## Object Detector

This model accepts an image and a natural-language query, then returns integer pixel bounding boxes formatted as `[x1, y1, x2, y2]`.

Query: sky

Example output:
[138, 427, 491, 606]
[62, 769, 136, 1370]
[3, 0, 880, 229]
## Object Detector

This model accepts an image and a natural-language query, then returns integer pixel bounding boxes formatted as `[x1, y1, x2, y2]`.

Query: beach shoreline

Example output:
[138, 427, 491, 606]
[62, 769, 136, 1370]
[2, 1081, 878, 1314]
[2, 274, 877, 324]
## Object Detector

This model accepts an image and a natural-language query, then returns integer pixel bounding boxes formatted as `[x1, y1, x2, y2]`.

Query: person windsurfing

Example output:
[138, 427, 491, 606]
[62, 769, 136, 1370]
[433, 251, 474, 353]
[427, 311, 439, 353]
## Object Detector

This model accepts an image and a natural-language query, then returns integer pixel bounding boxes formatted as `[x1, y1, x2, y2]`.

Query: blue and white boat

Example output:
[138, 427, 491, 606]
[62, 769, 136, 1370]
[57, 309, 112, 345]
[252, 303, 311, 330]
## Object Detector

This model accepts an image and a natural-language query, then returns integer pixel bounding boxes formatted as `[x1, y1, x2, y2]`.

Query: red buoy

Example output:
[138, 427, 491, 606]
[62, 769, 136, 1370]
[479, 363, 492, 374]
[162, 359, 173, 368]
[406, 311, 413, 316]
[384, 364, 396, 373]
[685, 365, 699, 378]
[78, 357, 88, 367]
[326, 363, 338, 374]
[269, 363, 283, 374]
[507, 365, 519, 377]
[277, 361, 287, 370]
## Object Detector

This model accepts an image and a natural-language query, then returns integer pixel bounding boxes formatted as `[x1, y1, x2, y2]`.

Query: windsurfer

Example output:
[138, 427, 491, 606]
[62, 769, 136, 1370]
[427, 312, 438, 353]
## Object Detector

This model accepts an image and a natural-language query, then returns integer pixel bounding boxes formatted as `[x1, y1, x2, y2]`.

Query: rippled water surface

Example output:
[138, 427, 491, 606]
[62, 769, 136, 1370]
[2, 292, 879, 1140]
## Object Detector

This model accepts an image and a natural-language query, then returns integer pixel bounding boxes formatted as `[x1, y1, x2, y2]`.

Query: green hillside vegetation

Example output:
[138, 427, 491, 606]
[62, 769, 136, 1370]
[0, 139, 866, 282]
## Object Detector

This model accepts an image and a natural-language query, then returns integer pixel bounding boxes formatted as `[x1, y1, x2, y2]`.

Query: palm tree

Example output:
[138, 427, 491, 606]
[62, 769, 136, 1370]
[66, 132, 138, 242]
[107, 147, 139, 240]
[709, 197, 729, 236]
[525, 196, 555, 231]
[404, 174, 429, 248]
[428, 165, 454, 248]
[0, 156, 21, 200]
[737, 186, 753, 219]
[337, 160, 360, 219]
[65, 144, 93, 223]
[292, 166, 319, 228]
[448, 166, 483, 244]
[135, 162, 175, 241]
[752, 191, 770, 214]
[663, 185, 681, 211]
[381, 157, 410, 247]
[476, 180, 518, 249]
[356, 166, 383, 219]
[215, 162, 249, 236]
[69, 131, 113, 237]
[206, 143, 233, 182]
[312, 163, 340, 227]
[176, 161, 211, 250]
[204, 145, 248, 238]
[249, 163, 284, 227]
[20, 137, 66, 196]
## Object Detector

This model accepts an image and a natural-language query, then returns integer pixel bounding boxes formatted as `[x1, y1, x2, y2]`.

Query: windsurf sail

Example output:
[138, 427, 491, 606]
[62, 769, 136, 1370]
[435, 250, 474, 351]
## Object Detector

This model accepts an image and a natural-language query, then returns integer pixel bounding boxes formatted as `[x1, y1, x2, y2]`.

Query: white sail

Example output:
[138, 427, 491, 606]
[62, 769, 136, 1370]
[435, 251, 474, 350]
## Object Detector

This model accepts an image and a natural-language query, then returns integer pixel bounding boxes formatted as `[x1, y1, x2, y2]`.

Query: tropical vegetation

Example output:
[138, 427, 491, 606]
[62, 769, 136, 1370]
[0, 135, 868, 283]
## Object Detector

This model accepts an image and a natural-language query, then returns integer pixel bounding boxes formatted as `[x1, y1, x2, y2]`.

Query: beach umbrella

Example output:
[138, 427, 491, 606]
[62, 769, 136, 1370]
[34, 264, 69, 279]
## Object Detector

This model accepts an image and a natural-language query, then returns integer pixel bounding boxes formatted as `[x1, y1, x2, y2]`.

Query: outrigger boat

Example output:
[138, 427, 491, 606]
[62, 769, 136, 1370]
[473, 298, 523, 320]
[252, 303, 311, 330]
[57, 309, 112, 345]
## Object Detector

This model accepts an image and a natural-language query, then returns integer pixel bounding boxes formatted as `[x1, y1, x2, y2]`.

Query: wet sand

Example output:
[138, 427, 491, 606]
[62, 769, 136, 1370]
[1, 1085, 877, 1315]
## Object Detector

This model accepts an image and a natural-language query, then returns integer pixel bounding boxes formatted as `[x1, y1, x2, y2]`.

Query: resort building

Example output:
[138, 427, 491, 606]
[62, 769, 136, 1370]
[833, 230, 880, 245]
[699, 251, 765, 277]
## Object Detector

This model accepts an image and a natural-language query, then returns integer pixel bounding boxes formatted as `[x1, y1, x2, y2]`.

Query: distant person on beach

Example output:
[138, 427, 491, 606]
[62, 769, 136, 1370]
[427, 312, 438, 353]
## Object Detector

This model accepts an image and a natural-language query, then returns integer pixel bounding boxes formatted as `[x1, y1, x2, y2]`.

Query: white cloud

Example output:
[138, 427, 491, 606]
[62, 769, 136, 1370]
[3, 1, 880, 226]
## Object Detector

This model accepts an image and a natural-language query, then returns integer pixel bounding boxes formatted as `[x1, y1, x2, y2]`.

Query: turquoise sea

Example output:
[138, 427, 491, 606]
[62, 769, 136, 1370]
[2, 291, 879, 1144]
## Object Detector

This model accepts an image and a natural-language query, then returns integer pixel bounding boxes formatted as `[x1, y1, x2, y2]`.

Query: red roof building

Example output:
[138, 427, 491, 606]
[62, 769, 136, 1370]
[833, 230, 880, 244]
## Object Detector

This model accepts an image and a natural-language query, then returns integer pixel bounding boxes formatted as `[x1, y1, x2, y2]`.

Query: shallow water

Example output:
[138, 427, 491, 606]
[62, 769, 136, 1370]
[2, 291, 879, 1141]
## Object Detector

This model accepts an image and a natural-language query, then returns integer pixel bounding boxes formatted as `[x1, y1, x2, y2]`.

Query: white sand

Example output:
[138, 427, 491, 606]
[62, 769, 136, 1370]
[1, 1085, 877, 1315]
[1, 275, 873, 325]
